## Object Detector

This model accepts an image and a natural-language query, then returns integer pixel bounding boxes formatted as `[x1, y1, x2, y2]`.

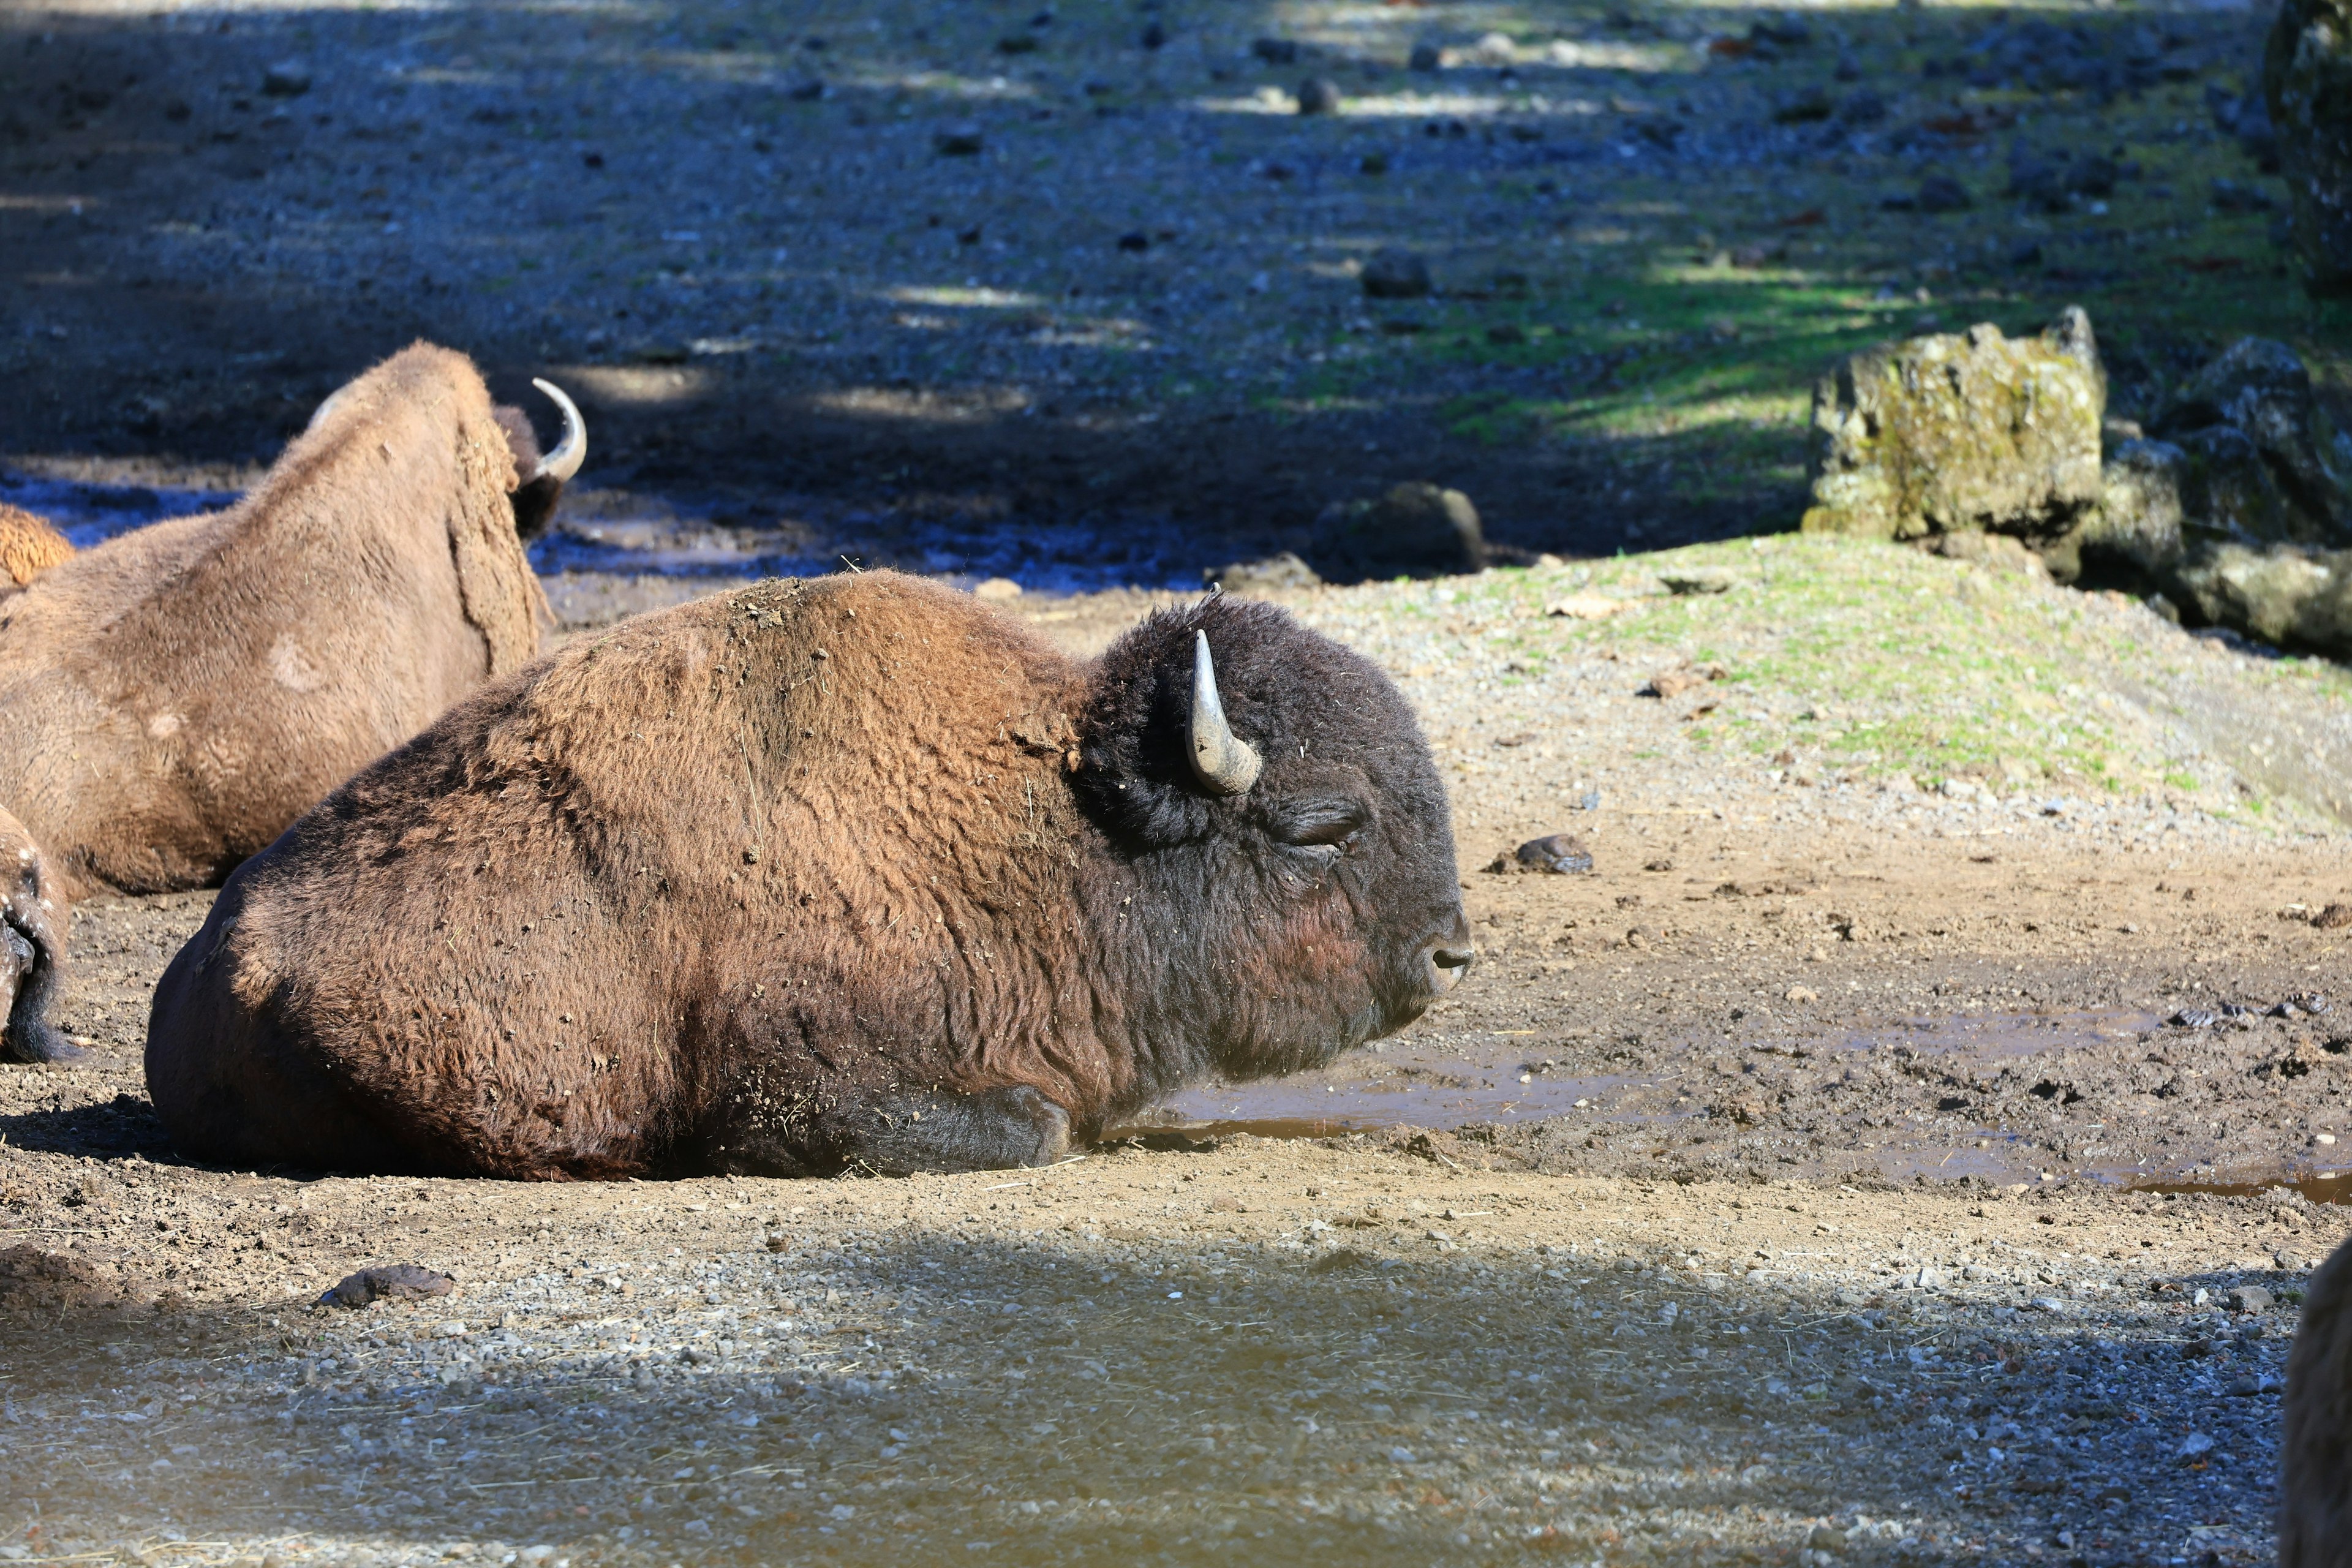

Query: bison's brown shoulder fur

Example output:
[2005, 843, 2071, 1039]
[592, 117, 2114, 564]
[2285, 1237, 2352, 1565]
[0, 341, 549, 900]
[0, 505, 71, 590]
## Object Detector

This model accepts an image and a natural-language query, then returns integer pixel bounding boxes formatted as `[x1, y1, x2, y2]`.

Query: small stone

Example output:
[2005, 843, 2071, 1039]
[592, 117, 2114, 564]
[435, 1319, 469, 1338]
[1486, 323, 1527, 346]
[1117, 232, 1150, 253]
[1409, 41, 1442, 72]
[2179, 1431, 2216, 1459]
[1916, 173, 1972, 213]
[1512, 835, 1594, 875]
[1360, 247, 1433, 299]
[972, 578, 1023, 603]
[1252, 37, 1300, 64]
[788, 79, 826, 101]
[997, 34, 1039, 55]
[317, 1265, 456, 1310]
[1544, 594, 1625, 620]
[1838, 89, 1888, 123]
[2228, 1284, 2274, 1315]
[1296, 78, 1343, 115]
[1773, 87, 1834, 124]
[1140, 20, 1168, 50]
[1389, 1446, 1418, 1464]
[1657, 566, 1733, 595]
[933, 125, 986, 156]
[2316, 903, 2352, 929]
[1204, 552, 1321, 596]
[1807, 1525, 1847, 1553]
[261, 61, 312, 97]
[1785, 986, 1820, 1003]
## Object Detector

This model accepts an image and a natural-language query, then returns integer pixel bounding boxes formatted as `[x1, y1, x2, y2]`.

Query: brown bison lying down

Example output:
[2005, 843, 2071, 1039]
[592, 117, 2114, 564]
[2284, 1237, 2352, 1565]
[0, 505, 73, 592]
[0, 342, 581, 1063]
[146, 573, 1472, 1177]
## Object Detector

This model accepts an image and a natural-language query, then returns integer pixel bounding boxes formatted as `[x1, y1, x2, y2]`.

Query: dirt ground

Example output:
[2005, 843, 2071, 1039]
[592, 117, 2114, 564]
[6, 568, 2351, 1566]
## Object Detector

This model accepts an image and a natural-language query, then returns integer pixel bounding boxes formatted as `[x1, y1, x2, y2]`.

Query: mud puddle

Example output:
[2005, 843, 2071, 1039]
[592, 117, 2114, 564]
[1113, 1008, 2352, 1198]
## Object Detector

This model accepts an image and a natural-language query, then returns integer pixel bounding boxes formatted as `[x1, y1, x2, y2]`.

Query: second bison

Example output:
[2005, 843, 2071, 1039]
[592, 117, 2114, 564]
[146, 572, 1472, 1177]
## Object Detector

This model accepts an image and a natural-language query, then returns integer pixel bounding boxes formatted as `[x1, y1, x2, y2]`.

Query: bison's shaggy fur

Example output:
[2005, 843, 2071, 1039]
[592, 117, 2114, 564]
[0, 342, 557, 1063]
[0, 505, 72, 592]
[2284, 1237, 2352, 1564]
[146, 571, 1469, 1177]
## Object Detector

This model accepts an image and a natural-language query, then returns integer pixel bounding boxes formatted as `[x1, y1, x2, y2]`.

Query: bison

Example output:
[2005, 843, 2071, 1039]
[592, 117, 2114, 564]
[145, 572, 1474, 1177]
[0, 807, 67, 1063]
[2284, 1237, 2352, 1564]
[0, 504, 73, 594]
[0, 342, 581, 1063]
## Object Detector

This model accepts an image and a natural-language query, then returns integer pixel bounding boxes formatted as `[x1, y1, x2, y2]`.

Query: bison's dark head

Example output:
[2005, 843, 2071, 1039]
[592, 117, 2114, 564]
[489, 379, 587, 541]
[1073, 595, 1472, 1082]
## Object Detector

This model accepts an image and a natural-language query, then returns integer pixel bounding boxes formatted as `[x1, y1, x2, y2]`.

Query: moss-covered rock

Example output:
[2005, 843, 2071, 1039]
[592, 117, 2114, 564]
[1801, 307, 2105, 540]
[2173, 542, 2352, 652]
[1314, 481, 1485, 578]
[2154, 337, 2352, 545]
[2264, 0, 2352, 298]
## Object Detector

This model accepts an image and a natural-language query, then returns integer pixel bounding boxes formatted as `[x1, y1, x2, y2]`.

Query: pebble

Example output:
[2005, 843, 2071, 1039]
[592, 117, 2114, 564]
[1408, 42, 1442, 72]
[261, 61, 312, 97]
[933, 126, 985, 156]
[2228, 1285, 2272, 1316]
[1295, 78, 1343, 116]
[1510, 834, 1594, 875]
[1917, 174, 1973, 213]
[1360, 247, 1432, 300]
[1251, 38, 1299, 65]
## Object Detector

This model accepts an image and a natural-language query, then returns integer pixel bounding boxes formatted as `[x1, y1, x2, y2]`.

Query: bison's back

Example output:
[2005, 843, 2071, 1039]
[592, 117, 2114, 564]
[0, 344, 538, 894]
[146, 572, 1097, 1176]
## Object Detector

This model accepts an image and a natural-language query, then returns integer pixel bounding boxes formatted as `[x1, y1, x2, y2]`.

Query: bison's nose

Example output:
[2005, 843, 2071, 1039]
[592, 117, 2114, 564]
[1422, 941, 1476, 995]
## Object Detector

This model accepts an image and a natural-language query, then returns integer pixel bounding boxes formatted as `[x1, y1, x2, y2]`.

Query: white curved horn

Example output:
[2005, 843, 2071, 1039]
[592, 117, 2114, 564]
[1188, 630, 1262, 796]
[529, 377, 587, 483]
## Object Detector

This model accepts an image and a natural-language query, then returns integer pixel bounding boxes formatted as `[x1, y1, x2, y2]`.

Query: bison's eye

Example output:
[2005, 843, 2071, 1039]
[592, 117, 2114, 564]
[1271, 798, 1368, 851]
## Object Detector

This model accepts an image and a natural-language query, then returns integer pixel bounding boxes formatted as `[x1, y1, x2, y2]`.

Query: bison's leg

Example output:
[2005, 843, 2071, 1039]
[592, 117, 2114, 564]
[0, 918, 76, 1064]
[800, 1085, 1072, 1177]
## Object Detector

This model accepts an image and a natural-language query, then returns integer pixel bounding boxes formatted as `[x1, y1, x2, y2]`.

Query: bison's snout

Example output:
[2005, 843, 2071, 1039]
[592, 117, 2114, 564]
[1414, 911, 1477, 998]
[1423, 941, 1476, 994]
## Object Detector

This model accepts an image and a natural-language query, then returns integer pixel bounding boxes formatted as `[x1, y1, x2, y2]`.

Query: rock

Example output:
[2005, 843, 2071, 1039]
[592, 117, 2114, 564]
[2266, 0, 2352, 293]
[2179, 1431, 2217, 1459]
[997, 34, 1039, 55]
[261, 61, 312, 97]
[1140, 20, 1168, 49]
[1409, 41, 1442, 72]
[1773, 87, 1835, 124]
[1807, 1525, 1848, 1553]
[1916, 173, 1973, 213]
[317, 1265, 457, 1310]
[1296, 78, 1343, 115]
[1252, 37, 1300, 65]
[2230, 1284, 2274, 1314]
[1544, 594, 1626, 619]
[2159, 337, 2352, 537]
[1204, 552, 1321, 595]
[933, 125, 985, 156]
[1316, 483, 1483, 576]
[1468, 31, 1519, 66]
[1801, 308, 2106, 541]
[1838, 89, 1888, 124]
[1785, 986, 1820, 1003]
[1507, 834, 1594, 875]
[972, 578, 1023, 603]
[1360, 247, 1433, 299]
[1918, 530, 2052, 580]
[1657, 565, 1733, 594]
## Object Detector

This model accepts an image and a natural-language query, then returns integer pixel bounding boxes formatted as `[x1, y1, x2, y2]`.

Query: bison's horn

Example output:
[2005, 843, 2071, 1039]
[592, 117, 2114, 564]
[529, 378, 587, 484]
[1188, 630, 1262, 796]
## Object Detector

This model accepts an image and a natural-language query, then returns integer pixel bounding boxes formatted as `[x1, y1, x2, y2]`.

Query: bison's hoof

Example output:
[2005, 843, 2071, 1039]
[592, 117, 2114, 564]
[997, 1086, 1072, 1167]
